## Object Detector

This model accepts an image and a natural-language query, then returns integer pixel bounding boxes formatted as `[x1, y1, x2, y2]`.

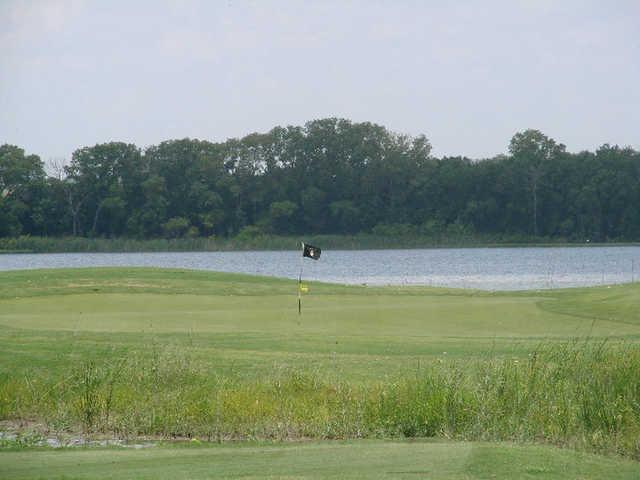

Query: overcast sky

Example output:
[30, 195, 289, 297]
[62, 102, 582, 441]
[1, 0, 639, 163]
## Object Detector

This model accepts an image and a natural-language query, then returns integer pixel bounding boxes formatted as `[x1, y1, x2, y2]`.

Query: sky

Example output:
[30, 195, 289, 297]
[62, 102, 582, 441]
[1, 0, 639, 163]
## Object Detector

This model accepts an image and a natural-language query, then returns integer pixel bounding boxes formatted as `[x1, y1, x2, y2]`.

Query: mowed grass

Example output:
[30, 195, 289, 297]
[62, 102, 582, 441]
[1, 267, 640, 478]
[0, 267, 639, 381]
[3, 441, 640, 480]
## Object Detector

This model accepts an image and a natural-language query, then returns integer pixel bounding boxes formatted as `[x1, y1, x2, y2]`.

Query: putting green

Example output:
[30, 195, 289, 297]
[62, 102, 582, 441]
[0, 268, 639, 380]
[1, 283, 637, 338]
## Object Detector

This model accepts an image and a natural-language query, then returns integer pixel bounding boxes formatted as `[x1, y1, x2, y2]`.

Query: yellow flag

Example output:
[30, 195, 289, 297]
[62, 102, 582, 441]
[299, 284, 309, 293]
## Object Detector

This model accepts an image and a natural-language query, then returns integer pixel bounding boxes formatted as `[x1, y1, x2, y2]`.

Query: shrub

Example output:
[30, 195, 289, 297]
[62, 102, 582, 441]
[371, 223, 416, 236]
[162, 217, 191, 238]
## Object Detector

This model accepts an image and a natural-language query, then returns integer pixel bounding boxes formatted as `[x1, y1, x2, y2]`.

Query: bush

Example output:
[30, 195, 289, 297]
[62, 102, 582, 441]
[371, 223, 416, 236]
[419, 219, 445, 236]
[236, 225, 264, 241]
[162, 217, 191, 238]
[267, 201, 298, 234]
[186, 226, 200, 238]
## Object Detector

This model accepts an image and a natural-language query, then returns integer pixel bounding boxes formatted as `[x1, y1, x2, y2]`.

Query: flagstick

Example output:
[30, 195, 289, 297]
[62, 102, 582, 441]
[298, 242, 304, 315]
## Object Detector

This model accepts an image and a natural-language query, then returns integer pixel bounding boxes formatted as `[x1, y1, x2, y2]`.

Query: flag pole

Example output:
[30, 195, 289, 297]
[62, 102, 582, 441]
[298, 241, 304, 315]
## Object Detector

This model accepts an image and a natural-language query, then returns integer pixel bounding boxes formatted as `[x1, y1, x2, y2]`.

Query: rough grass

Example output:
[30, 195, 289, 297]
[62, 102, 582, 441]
[1, 268, 640, 462]
[2, 341, 640, 459]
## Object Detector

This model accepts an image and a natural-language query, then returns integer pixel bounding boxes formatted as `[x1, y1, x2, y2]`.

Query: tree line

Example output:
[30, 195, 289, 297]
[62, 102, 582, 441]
[1, 118, 639, 241]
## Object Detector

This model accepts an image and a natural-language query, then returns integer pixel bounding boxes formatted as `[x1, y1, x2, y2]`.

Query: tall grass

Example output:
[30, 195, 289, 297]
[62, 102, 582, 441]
[2, 341, 640, 458]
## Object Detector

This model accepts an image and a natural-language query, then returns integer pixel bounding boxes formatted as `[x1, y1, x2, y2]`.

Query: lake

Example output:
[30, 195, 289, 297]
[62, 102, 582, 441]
[1, 246, 639, 290]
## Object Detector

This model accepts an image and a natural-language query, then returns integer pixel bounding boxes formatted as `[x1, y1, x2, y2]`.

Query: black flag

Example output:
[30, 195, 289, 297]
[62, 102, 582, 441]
[302, 243, 321, 260]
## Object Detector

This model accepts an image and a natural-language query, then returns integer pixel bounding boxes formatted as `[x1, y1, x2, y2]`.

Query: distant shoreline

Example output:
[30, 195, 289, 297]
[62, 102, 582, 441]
[1, 235, 639, 254]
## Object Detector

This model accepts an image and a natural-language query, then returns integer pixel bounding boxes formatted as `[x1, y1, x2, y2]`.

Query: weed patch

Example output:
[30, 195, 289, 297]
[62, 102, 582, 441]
[2, 342, 640, 459]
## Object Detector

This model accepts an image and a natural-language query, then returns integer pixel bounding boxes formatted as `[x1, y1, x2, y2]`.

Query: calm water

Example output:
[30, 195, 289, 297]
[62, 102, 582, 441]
[1, 247, 639, 291]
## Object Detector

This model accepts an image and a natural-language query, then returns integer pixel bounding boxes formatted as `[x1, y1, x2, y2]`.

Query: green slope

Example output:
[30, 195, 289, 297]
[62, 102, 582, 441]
[0, 268, 639, 380]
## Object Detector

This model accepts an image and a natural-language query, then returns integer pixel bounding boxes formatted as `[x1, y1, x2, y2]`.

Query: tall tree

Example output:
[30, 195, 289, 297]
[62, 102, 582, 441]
[0, 144, 46, 236]
[65, 142, 143, 236]
[509, 130, 565, 236]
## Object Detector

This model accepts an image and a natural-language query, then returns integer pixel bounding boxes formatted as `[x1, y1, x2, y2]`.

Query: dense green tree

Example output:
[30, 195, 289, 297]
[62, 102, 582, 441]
[65, 142, 143, 236]
[146, 139, 233, 235]
[0, 145, 46, 236]
[2, 121, 639, 242]
[329, 200, 360, 233]
[509, 130, 566, 236]
[267, 200, 298, 234]
[162, 216, 191, 238]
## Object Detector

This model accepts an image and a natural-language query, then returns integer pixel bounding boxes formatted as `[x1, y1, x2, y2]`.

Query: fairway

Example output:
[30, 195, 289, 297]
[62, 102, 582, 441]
[1, 268, 640, 478]
[2, 441, 640, 480]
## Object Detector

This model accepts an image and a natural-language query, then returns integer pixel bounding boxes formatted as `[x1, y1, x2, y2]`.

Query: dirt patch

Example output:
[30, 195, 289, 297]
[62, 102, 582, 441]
[0, 421, 155, 449]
